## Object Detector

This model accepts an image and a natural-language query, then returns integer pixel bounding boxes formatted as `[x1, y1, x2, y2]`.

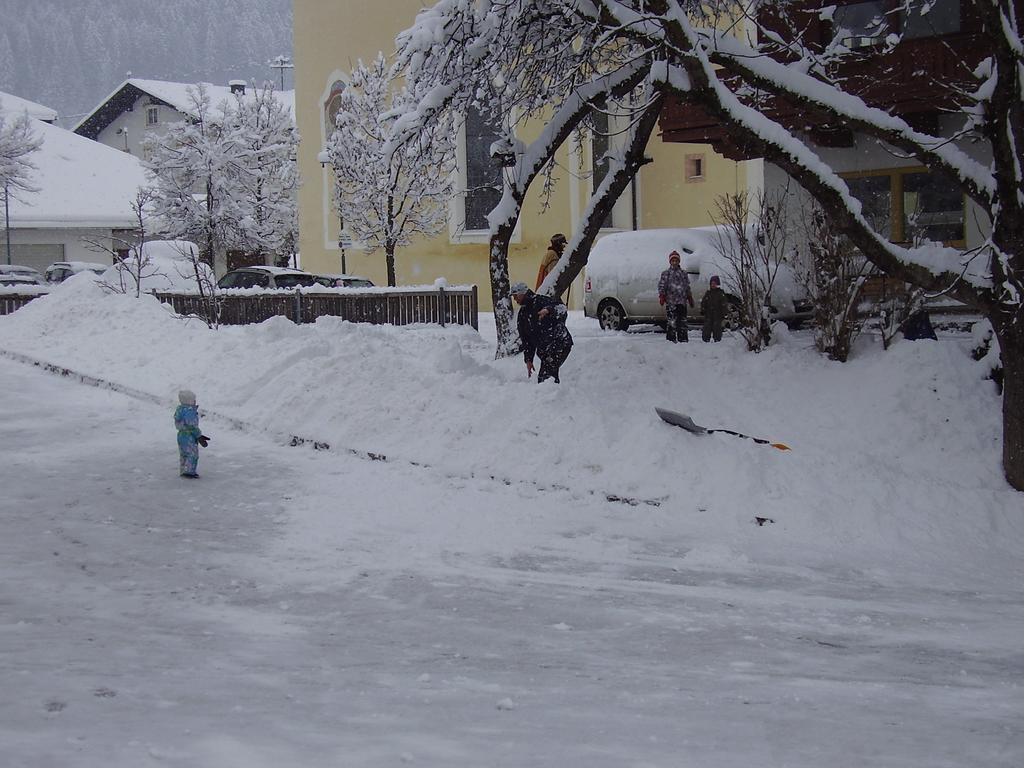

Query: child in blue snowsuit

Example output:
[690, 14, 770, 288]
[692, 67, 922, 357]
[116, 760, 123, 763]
[174, 389, 207, 478]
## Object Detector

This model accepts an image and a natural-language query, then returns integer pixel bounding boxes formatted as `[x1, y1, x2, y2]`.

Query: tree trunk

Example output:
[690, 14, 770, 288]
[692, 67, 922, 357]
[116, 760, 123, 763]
[386, 200, 397, 287]
[385, 242, 397, 287]
[994, 318, 1024, 491]
[489, 220, 519, 358]
[550, 98, 662, 298]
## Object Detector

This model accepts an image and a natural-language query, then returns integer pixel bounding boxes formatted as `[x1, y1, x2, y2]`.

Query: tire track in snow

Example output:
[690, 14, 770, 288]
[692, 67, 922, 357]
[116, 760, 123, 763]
[0, 347, 666, 509]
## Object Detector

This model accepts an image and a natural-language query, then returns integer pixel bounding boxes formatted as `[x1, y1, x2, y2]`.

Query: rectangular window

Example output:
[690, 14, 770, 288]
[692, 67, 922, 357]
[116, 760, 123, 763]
[843, 167, 964, 245]
[902, 169, 964, 243]
[902, 0, 960, 39]
[146, 106, 159, 126]
[463, 107, 502, 232]
[685, 153, 705, 182]
[833, 1, 889, 48]
[845, 174, 893, 238]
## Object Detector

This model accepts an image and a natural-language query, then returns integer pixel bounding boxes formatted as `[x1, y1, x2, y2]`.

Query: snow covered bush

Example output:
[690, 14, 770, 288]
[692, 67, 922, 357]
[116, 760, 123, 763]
[793, 204, 871, 362]
[712, 191, 790, 352]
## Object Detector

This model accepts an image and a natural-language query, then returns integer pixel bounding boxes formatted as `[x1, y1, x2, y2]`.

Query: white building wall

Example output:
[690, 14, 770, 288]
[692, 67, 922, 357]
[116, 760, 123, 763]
[6, 228, 118, 272]
[94, 97, 181, 160]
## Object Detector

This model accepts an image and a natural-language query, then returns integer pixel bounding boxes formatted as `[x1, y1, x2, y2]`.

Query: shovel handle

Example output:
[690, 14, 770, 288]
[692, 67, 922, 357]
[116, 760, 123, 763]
[707, 429, 790, 451]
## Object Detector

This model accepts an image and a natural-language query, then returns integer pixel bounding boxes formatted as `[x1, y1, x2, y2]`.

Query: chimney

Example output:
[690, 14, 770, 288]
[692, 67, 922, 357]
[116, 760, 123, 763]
[229, 80, 246, 96]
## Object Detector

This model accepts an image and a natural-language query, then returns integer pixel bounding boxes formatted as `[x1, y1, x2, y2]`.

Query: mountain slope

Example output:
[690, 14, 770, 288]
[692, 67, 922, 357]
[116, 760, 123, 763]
[0, 0, 292, 126]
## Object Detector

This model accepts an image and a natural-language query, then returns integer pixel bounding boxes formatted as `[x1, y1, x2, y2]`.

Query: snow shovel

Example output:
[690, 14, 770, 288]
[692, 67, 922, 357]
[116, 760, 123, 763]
[655, 407, 790, 451]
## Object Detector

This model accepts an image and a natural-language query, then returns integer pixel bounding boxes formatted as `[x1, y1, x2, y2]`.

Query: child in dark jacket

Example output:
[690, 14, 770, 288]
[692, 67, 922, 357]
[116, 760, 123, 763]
[701, 275, 728, 342]
[174, 389, 209, 478]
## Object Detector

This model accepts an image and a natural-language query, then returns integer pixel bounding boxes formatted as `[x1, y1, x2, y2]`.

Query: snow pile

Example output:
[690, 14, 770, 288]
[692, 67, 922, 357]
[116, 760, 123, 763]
[1, 286, 1020, 583]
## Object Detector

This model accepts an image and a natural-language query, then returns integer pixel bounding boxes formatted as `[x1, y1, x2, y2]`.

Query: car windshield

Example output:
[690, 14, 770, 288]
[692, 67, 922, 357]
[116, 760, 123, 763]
[344, 279, 374, 288]
[218, 271, 269, 289]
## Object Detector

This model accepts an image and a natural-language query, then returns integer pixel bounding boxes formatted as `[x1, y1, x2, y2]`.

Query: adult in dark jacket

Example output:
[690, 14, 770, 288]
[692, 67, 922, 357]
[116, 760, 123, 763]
[657, 251, 694, 342]
[700, 274, 728, 342]
[512, 281, 573, 383]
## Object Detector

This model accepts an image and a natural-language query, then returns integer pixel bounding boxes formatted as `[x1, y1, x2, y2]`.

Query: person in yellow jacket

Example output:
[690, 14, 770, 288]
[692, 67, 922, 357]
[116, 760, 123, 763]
[536, 233, 567, 290]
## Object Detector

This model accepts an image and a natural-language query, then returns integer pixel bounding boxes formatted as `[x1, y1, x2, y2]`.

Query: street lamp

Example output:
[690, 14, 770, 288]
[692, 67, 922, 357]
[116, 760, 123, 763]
[3, 182, 11, 266]
[318, 150, 348, 274]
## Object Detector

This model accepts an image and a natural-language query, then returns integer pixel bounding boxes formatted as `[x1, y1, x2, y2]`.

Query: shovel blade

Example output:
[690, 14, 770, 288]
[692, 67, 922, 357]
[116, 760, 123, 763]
[655, 407, 707, 435]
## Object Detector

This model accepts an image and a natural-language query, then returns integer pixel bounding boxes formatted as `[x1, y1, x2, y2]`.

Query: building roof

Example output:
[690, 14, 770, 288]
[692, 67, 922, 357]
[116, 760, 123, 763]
[0, 90, 59, 123]
[6, 119, 148, 229]
[73, 78, 296, 139]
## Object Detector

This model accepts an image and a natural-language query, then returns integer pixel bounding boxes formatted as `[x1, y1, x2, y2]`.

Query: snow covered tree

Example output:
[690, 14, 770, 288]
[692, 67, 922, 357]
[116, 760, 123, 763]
[393, 1, 657, 354]
[396, 0, 1024, 490]
[143, 84, 250, 275]
[231, 82, 299, 268]
[0, 104, 42, 203]
[327, 54, 453, 287]
[144, 83, 297, 275]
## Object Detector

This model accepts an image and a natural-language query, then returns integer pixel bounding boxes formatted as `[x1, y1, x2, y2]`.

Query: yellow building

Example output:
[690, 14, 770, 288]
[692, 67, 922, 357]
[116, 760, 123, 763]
[293, 0, 756, 309]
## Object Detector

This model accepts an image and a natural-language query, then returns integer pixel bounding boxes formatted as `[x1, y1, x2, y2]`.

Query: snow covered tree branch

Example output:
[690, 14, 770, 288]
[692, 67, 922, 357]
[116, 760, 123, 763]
[327, 54, 453, 287]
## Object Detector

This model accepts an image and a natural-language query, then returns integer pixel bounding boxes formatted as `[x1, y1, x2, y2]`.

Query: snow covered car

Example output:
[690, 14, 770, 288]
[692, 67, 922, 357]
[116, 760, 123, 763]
[0, 273, 47, 288]
[217, 266, 318, 290]
[0, 264, 45, 283]
[44, 261, 109, 284]
[98, 241, 212, 293]
[313, 274, 375, 288]
[583, 227, 812, 331]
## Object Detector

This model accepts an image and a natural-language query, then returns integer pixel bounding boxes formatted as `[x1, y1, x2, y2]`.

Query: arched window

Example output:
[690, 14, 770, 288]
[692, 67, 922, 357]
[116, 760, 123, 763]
[324, 80, 345, 135]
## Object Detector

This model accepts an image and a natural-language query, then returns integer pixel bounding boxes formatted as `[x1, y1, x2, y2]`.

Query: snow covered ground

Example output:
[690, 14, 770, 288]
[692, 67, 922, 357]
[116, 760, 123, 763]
[1, 278, 1022, 767]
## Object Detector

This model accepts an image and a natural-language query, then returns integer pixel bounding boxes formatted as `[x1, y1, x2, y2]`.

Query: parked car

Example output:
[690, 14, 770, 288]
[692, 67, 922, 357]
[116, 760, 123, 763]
[583, 227, 812, 331]
[44, 261, 108, 284]
[313, 273, 375, 288]
[0, 273, 47, 288]
[0, 264, 45, 282]
[217, 266, 318, 290]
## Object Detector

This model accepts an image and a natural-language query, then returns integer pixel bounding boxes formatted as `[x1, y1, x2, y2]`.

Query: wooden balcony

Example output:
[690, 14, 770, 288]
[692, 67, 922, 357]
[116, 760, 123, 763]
[660, 2, 993, 158]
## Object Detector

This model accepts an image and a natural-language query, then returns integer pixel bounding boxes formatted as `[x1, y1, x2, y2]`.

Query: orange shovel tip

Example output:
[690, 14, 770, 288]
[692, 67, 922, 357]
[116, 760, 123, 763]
[771, 443, 791, 451]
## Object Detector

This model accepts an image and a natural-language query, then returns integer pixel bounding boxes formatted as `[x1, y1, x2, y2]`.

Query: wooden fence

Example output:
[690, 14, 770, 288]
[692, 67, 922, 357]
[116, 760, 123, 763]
[153, 286, 479, 330]
[0, 293, 44, 315]
[1, 287, 479, 329]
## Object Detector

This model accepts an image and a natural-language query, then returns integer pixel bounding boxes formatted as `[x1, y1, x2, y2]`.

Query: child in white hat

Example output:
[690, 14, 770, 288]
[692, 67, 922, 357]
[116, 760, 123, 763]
[174, 389, 209, 478]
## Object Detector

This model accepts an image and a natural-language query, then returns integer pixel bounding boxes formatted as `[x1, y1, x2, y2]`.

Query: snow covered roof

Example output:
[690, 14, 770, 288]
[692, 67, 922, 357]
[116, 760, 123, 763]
[0, 90, 59, 123]
[6, 119, 148, 229]
[73, 78, 295, 139]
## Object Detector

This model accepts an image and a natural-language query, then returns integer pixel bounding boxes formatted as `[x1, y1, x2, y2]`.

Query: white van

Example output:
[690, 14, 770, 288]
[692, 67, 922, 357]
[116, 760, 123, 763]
[583, 227, 812, 331]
